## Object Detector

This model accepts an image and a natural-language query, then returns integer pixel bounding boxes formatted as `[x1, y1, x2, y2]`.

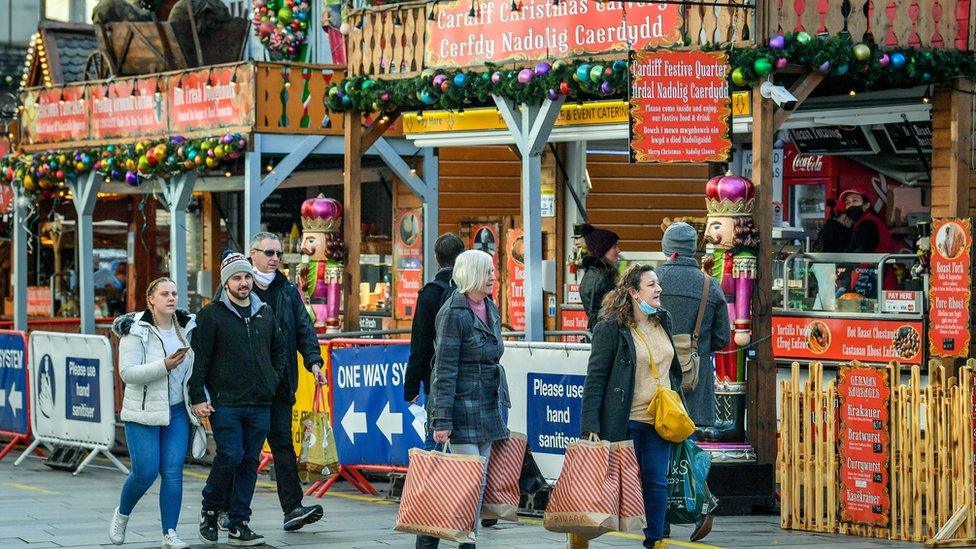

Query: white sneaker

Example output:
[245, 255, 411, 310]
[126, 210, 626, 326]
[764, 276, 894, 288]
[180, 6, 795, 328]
[162, 529, 190, 549]
[109, 507, 128, 545]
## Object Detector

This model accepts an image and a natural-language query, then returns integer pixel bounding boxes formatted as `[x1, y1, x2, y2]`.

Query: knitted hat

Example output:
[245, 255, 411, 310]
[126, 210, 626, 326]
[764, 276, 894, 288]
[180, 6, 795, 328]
[663, 222, 697, 257]
[220, 252, 252, 287]
[581, 224, 619, 259]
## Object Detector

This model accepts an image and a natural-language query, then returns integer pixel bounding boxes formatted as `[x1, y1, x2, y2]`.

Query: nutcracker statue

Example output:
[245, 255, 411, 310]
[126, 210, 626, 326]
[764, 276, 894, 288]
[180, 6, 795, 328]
[298, 195, 346, 331]
[700, 173, 760, 443]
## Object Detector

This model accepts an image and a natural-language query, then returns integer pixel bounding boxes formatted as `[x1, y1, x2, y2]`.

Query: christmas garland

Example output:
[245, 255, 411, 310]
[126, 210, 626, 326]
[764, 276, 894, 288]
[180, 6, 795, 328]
[1, 133, 247, 196]
[325, 32, 976, 112]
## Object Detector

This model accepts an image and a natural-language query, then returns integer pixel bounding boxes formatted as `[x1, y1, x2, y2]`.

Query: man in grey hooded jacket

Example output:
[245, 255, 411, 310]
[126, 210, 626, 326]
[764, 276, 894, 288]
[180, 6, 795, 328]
[656, 222, 730, 429]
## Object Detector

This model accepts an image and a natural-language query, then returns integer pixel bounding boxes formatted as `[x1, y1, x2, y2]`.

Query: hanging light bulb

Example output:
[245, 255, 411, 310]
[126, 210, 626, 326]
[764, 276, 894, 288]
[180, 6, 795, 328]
[921, 86, 932, 104]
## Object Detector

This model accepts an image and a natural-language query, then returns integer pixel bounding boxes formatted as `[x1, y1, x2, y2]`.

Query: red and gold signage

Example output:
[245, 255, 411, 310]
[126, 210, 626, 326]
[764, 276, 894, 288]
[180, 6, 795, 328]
[838, 364, 891, 527]
[929, 218, 971, 357]
[507, 228, 525, 330]
[394, 208, 424, 320]
[89, 76, 167, 140]
[629, 50, 731, 163]
[426, 0, 681, 68]
[21, 85, 88, 144]
[772, 316, 923, 365]
[168, 64, 254, 134]
[560, 308, 588, 342]
[20, 63, 255, 148]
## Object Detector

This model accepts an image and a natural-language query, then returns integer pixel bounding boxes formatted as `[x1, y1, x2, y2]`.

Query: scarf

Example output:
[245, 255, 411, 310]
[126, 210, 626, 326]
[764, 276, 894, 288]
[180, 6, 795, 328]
[252, 267, 276, 290]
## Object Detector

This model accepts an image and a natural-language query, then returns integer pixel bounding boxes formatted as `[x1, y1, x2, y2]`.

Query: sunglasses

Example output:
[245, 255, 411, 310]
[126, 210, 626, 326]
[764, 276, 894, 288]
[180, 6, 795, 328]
[253, 248, 284, 258]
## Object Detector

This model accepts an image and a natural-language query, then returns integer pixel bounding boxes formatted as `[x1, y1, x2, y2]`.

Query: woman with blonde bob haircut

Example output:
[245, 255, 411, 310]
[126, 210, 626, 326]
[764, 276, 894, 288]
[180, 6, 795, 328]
[422, 249, 510, 549]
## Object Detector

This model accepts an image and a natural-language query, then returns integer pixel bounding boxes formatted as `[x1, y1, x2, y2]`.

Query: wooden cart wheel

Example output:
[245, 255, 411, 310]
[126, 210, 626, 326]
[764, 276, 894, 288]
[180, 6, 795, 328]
[83, 51, 113, 80]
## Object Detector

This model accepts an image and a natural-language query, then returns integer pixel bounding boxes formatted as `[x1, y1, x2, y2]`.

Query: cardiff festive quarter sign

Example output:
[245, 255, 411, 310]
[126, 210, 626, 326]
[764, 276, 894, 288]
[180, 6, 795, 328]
[628, 50, 731, 163]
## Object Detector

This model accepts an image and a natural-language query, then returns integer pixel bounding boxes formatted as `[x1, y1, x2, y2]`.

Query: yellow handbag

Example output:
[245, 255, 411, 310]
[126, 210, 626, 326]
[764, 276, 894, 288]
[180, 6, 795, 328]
[634, 327, 695, 443]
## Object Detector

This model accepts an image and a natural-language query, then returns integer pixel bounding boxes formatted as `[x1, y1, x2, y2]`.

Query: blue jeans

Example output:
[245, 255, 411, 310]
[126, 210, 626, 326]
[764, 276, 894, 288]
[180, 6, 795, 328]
[628, 421, 670, 547]
[201, 405, 270, 525]
[119, 403, 191, 533]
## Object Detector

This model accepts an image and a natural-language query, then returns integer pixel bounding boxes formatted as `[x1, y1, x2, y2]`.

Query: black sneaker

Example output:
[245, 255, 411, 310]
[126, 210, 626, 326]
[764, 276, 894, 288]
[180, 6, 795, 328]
[199, 510, 218, 546]
[227, 522, 265, 546]
[283, 504, 324, 531]
[481, 519, 498, 527]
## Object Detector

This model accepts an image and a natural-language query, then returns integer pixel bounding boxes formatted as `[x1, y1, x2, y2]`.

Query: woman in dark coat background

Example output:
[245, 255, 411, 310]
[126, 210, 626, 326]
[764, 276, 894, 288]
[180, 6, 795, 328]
[423, 249, 511, 549]
[579, 223, 621, 332]
[581, 264, 696, 548]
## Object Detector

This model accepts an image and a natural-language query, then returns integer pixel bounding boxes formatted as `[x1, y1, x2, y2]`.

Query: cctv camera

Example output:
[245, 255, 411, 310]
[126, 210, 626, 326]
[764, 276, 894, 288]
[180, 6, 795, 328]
[760, 82, 798, 111]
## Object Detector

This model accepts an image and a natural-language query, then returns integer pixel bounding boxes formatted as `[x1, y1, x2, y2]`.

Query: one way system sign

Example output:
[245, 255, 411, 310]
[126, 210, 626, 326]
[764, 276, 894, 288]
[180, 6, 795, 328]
[0, 331, 28, 435]
[330, 343, 425, 466]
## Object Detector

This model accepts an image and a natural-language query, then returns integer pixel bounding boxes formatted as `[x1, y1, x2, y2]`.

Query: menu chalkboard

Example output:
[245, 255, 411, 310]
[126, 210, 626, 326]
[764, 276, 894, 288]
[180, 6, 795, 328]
[883, 121, 933, 154]
[789, 126, 878, 155]
[838, 364, 891, 527]
[261, 188, 308, 235]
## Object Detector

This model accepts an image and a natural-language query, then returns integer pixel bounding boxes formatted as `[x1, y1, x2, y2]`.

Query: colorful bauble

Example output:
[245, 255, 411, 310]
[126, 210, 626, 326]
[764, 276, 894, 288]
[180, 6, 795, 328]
[796, 31, 812, 44]
[769, 35, 785, 49]
[879, 53, 891, 67]
[453, 73, 466, 87]
[853, 43, 871, 62]
[818, 61, 831, 74]
[535, 62, 551, 77]
[753, 58, 773, 77]
[731, 68, 747, 86]
[589, 65, 604, 83]
[775, 57, 789, 69]
[575, 64, 590, 82]
[890, 52, 907, 68]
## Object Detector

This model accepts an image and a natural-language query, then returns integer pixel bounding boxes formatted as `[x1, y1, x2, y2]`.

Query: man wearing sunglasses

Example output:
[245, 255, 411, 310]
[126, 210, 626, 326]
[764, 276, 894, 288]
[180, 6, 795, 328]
[215, 233, 326, 533]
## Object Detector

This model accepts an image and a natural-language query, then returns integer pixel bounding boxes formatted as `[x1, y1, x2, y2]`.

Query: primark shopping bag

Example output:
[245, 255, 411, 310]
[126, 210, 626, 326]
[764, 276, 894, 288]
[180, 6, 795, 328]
[395, 444, 487, 543]
[298, 385, 339, 482]
[613, 440, 647, 532]
[543, 437, 620, 540]
[666, 438, 719, 524]
[482, 432, 528, 522]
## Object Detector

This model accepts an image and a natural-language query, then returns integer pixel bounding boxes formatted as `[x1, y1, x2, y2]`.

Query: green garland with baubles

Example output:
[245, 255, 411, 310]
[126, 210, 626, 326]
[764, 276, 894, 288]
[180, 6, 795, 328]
[1, 133, 247, 196]
[325, 32, 976, 112]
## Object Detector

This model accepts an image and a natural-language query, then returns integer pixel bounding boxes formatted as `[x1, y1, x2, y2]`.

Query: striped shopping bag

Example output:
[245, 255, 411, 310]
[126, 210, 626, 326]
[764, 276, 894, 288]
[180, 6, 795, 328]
[482, 432, 528, 522]
[614, 440, 647, 532]
[394, 446, 487, 543]
[543, 438, 620, 540]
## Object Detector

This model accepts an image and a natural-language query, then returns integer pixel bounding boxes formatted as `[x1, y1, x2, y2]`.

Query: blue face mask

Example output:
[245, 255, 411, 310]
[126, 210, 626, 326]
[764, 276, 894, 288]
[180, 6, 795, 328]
[637, 298, 657, 316]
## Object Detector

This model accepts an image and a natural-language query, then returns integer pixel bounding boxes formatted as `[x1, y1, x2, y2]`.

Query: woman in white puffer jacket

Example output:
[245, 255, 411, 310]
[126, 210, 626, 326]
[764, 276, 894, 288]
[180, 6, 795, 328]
[108, 277, 200, 549]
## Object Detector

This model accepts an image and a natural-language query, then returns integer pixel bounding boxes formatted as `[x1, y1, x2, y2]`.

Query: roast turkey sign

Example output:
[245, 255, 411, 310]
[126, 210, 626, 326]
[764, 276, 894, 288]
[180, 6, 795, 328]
[425, 0, 682, 68]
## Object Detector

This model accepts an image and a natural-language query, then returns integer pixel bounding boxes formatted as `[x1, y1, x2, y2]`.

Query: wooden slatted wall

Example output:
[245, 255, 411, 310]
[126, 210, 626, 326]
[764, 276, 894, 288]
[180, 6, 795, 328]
[585, 154, 711, 252]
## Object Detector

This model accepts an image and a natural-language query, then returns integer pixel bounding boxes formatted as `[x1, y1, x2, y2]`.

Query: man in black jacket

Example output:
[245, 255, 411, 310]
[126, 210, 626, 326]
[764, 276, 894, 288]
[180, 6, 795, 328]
[216, 233, 325, 531]
[403, 233, 464, 448]
[190, 252, 287, 546]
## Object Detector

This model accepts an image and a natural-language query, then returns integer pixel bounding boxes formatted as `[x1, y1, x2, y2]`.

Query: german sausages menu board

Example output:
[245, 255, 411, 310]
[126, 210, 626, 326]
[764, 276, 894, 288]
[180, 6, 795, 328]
[929, 218, 972, 357]
[838, 364, 891, 527]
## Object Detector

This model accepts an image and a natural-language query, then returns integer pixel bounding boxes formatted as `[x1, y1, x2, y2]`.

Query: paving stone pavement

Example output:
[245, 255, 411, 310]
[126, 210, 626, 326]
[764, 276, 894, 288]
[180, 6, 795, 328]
[0, 454, 921, 548]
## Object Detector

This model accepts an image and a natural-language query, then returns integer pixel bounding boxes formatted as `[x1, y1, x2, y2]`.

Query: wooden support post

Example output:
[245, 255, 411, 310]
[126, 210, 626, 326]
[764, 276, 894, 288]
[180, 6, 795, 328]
[930, 79, 973, 375]
[361, 111, 400, 152]
[201, 192, 222, 299]
[127, 195, 156, 313]
[750, 83, 777, 466]
[772, 72, 825, 131]
[344, 111, 363, 331]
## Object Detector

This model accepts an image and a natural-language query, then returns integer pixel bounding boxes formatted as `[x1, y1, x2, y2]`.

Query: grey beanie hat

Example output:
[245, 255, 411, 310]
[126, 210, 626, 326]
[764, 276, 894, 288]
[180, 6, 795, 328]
[220, 252, 252, 287]
[662, 222, 698, 257]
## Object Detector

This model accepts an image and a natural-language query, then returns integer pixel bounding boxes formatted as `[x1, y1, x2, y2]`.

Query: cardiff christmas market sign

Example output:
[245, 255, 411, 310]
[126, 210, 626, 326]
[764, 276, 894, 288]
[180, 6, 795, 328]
[628, 50, 732, 163]
[425, 0, 682, 67]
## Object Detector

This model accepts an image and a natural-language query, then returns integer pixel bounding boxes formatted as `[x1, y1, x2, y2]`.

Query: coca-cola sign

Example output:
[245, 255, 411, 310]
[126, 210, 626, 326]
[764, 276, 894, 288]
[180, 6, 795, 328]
[792, 154, 824, 173]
